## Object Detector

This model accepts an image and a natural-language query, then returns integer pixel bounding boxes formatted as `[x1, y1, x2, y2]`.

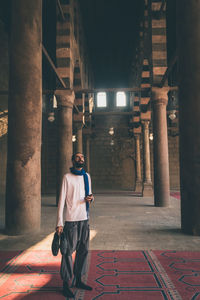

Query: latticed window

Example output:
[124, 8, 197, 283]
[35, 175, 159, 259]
[97, 92, 107, 107]
[116, 92, 126, 107]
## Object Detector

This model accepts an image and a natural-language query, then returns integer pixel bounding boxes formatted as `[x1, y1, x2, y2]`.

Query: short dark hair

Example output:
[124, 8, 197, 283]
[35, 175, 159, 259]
[71, 152, 84, 162]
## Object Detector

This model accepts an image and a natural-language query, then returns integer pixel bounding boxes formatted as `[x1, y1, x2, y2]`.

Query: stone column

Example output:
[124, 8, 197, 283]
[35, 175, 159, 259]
[86, 135, 90, 173]
[76, 123, 83, 153]
[5, 0, 42, 235]
[142, 120, 153, 196]
[56, 91, 75, 205]
[177, 0, 200, 235]
[134, 134, 142, 192]
[152, 87, 170, 207]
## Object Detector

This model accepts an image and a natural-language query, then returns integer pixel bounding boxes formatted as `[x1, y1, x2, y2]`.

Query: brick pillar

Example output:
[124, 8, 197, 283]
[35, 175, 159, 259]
[56, 91, 75, 205]
[142, 120, 153, 196]
[152, 87, 170, 207]
[177, 0, 200, 235]
[5, 0, 42, 234]
[134, 134, 142, 192]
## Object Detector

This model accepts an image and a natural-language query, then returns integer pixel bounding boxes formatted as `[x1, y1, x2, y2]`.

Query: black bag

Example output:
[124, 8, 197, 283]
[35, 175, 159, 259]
[51, 232, 60, 256]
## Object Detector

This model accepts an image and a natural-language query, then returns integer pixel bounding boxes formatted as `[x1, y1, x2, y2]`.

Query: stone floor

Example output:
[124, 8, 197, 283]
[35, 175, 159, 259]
[1, 192, 200, 251]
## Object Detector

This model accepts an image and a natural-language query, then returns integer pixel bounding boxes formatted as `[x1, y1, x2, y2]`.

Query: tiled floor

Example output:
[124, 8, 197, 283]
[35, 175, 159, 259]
[0, 191, 200, 251]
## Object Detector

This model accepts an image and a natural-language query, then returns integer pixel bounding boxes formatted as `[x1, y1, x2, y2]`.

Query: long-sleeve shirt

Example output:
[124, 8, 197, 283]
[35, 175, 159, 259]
[56, 172, 92, 227]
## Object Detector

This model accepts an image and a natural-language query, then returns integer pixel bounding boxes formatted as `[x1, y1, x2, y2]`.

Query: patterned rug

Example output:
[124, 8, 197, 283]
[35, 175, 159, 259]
[1, 250, 200, 299]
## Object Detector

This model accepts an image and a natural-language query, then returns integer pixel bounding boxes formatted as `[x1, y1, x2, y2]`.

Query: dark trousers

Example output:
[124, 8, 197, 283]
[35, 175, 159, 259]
[60, 220, 90, 282]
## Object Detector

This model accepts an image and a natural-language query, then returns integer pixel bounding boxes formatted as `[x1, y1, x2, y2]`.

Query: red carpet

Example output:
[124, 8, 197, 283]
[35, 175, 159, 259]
[170, 192, 180, 200]
[1, 250, 200, 299]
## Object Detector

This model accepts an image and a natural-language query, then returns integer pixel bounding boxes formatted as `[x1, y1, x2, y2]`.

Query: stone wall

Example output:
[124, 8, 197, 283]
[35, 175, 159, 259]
[90, 115, 136, 190]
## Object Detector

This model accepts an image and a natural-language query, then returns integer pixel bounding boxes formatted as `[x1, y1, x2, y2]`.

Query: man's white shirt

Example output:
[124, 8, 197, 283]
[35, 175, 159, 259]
[57, 172, 92, 226]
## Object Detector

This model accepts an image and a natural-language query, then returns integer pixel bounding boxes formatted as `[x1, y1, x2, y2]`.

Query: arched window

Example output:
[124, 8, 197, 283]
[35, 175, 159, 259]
[97, 92, 107, 107]
[116, 92, 126, 107]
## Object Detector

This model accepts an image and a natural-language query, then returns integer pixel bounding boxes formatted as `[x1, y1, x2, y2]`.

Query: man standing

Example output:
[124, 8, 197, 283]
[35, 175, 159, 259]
[56, 152, 93, 298]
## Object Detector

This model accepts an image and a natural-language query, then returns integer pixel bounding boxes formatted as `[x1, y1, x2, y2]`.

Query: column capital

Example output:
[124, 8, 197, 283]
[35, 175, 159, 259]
[151, 87, 169, 106]
[55, 90, 75, 108]
[134, 133, 141, 140]
[141, 120, 150, 128]
[133, 126, 142, 135]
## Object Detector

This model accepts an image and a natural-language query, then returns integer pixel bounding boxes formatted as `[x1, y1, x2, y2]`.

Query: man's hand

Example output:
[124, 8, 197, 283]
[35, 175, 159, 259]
[84, 194, 94, 203]
[56, 226, 63, 235]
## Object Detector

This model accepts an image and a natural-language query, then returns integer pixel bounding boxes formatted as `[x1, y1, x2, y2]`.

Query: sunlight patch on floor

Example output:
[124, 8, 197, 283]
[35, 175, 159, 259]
[27, 229, 97, 250]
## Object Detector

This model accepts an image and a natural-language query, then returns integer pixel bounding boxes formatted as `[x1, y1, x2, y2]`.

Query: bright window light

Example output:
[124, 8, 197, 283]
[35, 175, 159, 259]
[97, 92, 107, 107]
[116, 92, 126, 107]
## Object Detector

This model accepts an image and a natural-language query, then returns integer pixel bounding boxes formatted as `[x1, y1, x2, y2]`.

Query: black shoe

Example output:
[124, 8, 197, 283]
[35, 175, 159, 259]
[60, 231, 68, 255]
[63, 282, 75, 298]
[51, 232, 60, 256]
[75, 280, 93, 291]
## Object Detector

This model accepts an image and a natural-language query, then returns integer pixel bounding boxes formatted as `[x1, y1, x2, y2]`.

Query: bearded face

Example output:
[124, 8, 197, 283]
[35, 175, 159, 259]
[73, 153, 85, 168]
[74, 160, 85, 168]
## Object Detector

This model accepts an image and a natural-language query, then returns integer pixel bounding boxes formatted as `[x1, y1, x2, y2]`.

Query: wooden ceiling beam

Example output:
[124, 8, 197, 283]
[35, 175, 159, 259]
[85, 111, 135, 116]
[74, 87, 142, 93]
[42, 44, 67, 89]
[0, 85, 179, 97]
[56, 0, 65, 22]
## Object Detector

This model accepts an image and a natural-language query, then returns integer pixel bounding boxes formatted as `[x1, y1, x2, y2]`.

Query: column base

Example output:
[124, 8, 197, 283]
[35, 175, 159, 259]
[135, 181, 142, 193]
[154, 192, 170, 207]
[142, 182, 154, 197]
